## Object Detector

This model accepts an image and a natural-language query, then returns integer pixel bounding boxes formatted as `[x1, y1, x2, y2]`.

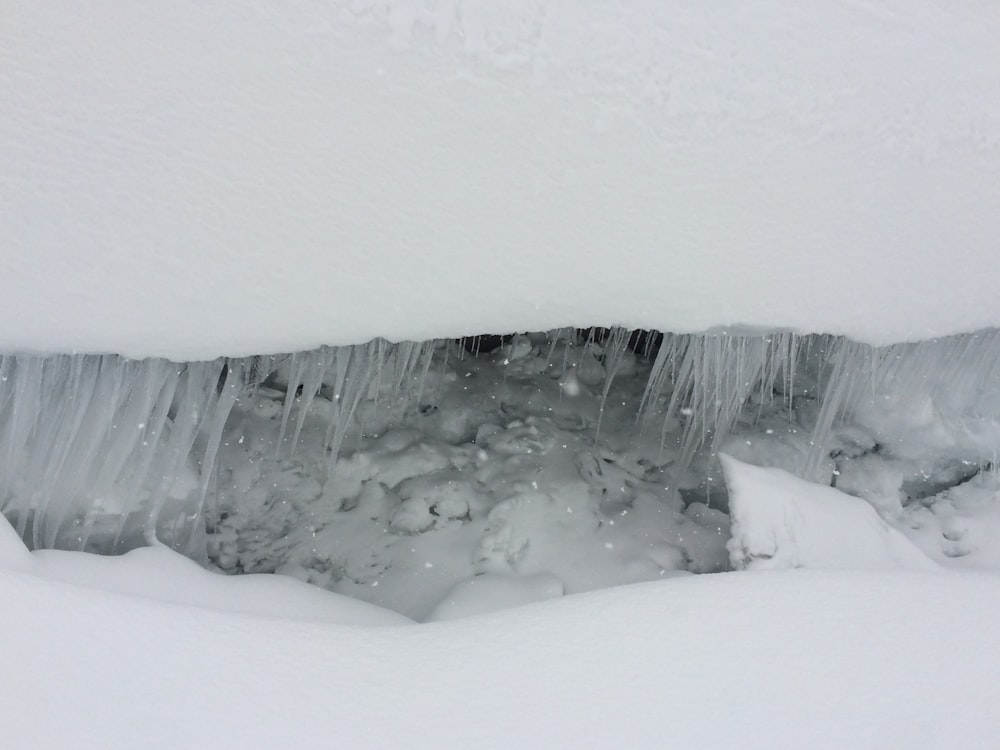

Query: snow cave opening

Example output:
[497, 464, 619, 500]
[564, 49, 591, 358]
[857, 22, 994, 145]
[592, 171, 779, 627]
[1, 327, 998, 620]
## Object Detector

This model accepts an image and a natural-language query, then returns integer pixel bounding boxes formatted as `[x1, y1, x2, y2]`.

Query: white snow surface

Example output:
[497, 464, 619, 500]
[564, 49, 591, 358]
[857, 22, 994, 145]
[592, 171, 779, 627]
[4, 2, 1000, 359]
[2, 543, 998, 749]
[0, 515, 411, 626]
[722, 455, 939, 571]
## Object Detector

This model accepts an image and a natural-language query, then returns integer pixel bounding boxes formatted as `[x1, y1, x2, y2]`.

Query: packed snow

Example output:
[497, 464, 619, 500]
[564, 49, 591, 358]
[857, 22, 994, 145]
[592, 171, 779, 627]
[4, 1, 1000, 359]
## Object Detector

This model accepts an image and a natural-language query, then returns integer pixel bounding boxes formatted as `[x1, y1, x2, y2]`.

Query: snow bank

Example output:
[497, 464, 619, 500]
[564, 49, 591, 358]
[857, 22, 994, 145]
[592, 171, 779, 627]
[4, 2, 1000, 359]
[722, 454, 938, 571]
[0, 515, 411, 626]
[2, 555, 998, 749]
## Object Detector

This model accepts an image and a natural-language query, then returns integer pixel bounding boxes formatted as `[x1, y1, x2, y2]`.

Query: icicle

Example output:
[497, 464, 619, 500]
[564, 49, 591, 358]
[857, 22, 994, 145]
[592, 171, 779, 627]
[594, 327, 632, 442]
[635, 332, 802, 478]
[3, 328, 998, 560]
[276, 351, 308, 457]
[289, 348, 331, 455]
[143, 361, 222, 550]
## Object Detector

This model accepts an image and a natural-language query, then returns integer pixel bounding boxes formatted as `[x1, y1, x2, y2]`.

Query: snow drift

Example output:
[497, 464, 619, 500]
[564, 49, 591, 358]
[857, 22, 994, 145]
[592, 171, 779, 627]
[0, 513, 410, 625]
[4, 1, 1000, 359]
[2, 548, 998, 749]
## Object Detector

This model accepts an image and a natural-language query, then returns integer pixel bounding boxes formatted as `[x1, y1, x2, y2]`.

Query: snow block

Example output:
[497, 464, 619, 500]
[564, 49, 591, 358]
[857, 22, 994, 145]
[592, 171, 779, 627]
[720, 454, 938, 571]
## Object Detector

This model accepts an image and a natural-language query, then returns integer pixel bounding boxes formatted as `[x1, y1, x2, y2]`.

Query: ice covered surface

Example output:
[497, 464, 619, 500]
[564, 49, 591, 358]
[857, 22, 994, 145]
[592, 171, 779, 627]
[2, 549, 998, 749]
[0, 514, 410, 626]
[4, 2, 1000, 359]
[723, 455, 938, 571]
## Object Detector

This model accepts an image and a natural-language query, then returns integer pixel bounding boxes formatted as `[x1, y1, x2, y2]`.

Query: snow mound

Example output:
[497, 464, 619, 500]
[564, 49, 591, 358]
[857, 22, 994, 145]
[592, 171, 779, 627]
[721, 454, 938, 571]
[0, 515, 411, 626]
[426, 572, 565, 621]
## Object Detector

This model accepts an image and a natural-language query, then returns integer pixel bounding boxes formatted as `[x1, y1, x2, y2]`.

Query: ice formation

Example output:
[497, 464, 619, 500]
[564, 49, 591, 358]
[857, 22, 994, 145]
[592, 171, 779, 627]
[2, 329, 998, 584]
[0, 343, 435, 556]
[4, 1, 999, 597]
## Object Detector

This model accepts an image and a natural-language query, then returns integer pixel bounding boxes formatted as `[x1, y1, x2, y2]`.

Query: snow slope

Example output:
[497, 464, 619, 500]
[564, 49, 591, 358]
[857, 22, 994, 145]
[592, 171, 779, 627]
[4, 2, 1000, 359]
[2, 557, 998, 749]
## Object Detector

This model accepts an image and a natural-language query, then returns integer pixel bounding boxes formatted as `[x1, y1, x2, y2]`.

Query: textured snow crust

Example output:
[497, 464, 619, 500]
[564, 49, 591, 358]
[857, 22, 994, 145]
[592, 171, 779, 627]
[4, 2, 1000, 359]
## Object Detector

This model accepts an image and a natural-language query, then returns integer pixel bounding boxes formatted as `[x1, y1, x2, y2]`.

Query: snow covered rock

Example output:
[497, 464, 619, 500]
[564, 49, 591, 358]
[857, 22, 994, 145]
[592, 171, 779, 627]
[721, 454, 938, 571]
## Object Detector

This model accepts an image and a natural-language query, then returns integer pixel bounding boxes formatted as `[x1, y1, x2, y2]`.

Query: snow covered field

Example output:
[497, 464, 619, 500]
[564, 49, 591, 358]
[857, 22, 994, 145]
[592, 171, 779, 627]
[3, 1, 1000, 747]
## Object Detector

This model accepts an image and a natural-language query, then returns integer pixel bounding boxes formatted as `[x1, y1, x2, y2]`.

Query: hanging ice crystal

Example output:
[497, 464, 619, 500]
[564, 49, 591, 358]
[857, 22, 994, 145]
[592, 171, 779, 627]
[0, 340, 436, 556]
[634, 329, 1000, 485]
[1, 329, 998, 560]
[636, 331, 801, 470]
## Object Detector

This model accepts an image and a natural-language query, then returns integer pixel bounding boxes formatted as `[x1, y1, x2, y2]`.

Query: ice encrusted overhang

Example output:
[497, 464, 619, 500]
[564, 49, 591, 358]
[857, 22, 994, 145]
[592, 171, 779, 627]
[3, 2, 1000, 360]
[2, 327, 1000, 559]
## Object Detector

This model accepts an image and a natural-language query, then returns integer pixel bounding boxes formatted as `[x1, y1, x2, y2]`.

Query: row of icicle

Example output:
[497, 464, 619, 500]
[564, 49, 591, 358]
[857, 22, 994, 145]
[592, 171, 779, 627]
[1, 329, 998, 554]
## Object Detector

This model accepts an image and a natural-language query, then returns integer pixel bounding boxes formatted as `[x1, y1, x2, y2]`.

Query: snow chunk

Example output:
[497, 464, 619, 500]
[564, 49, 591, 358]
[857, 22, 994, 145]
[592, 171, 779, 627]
[721, 455, 937, 572]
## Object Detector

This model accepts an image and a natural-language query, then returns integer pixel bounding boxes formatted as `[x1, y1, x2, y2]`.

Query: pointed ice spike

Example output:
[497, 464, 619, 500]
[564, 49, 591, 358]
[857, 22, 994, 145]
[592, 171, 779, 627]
[143, 361, 221, 549]
[290, 348, 331, 455]
[276, 352, 308, 458]
[594, 327, 632, 443]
